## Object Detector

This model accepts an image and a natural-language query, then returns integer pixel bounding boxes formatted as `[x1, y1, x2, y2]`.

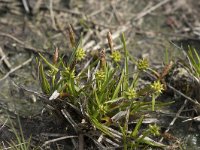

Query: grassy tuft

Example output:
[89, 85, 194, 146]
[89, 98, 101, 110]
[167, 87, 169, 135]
[3, 117, 32, 150]
[37, 31, 167, 149]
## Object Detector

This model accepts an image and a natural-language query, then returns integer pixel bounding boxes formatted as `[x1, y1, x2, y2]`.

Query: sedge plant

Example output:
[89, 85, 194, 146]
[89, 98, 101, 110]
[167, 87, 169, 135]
[37, 28, 167, 149]
[2, 116, 32, 150]
[187, 47, 200, 79]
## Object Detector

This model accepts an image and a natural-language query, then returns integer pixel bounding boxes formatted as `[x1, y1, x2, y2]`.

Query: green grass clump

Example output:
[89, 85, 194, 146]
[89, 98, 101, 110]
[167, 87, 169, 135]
[1, 117, 32, 150]
[187, 47, 200, 78]
[37, 30, 166, 149]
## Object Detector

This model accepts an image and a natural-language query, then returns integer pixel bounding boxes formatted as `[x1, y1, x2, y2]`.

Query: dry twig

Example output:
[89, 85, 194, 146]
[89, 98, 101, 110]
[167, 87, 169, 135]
[49, 0, 57, 30]
[0, 56, 33, 82]
[160, 99, 188, 142]
[42, 135, 78, 147]
[134, 0, 172, 21]
[61, 109, 78, 133]
[0, 119, 8, 131]
[0, 47, 12, 70]
[0, 32, 24, 45]
[168, 84, 200, 108]
[110, 1, 121, 24]
[32, 0, 42, 14]
[22, 0, 30, 13]
[0, 32, 47, 54]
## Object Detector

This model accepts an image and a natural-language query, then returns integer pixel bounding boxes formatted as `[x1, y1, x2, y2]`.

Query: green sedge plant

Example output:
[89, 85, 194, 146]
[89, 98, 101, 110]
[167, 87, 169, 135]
[187, 47, 200, 78]
[37, 28, 166, 149]
[3, 117, 32, 150]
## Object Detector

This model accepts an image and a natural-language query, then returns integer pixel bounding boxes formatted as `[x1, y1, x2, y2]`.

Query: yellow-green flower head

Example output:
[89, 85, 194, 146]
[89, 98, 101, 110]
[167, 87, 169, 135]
[125, 88, 137, 100]
[62, 67, 75, 79]
[76, 48, 86, 61]
[110, 51, 121, 62]
[149, 124, 160, 136]
[95, 70, 105, 81]
[137, 58, 149, 70]
[151, 80, 164, 94]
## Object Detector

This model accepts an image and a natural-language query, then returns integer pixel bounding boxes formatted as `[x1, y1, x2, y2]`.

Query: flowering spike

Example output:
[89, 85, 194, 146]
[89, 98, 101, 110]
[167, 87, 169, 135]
[53, 47, 59, 64]
[107, 31, 114, 53]
[95, 70, 105, 81]
[68, 24, 75, 47]
[99, 48, 106, 69]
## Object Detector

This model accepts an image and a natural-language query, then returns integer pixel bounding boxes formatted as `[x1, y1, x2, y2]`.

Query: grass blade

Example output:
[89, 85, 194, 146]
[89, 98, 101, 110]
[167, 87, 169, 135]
[38, 62, 50, 94]
[131, 115, 144, 137]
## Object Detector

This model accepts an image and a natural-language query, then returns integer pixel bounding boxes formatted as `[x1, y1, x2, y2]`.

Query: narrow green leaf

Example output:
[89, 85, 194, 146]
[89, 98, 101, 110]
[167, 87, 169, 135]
[38, 62, 50, 94]
[39, 53, 58, 72]
[164, 48, 169, 64]
[131, 115, 144, 137]
[112, 69, 124, 99]
[119, 123, 127, 150]
[100, 68, 116, 94]
[139, 136, 166, 147]
[70, 78, 76, 95]
[94, 90, 101, 109]
[193, 48, 200, 65]
[121, 33, 129, 91]
[105, 97, 124, 104]
[90, 117, 114, 137]
[188, 47, 200, 76]
[121, 33, 128, 75]
[130, 71, 139, 88]
[68, 37, 82, 67]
